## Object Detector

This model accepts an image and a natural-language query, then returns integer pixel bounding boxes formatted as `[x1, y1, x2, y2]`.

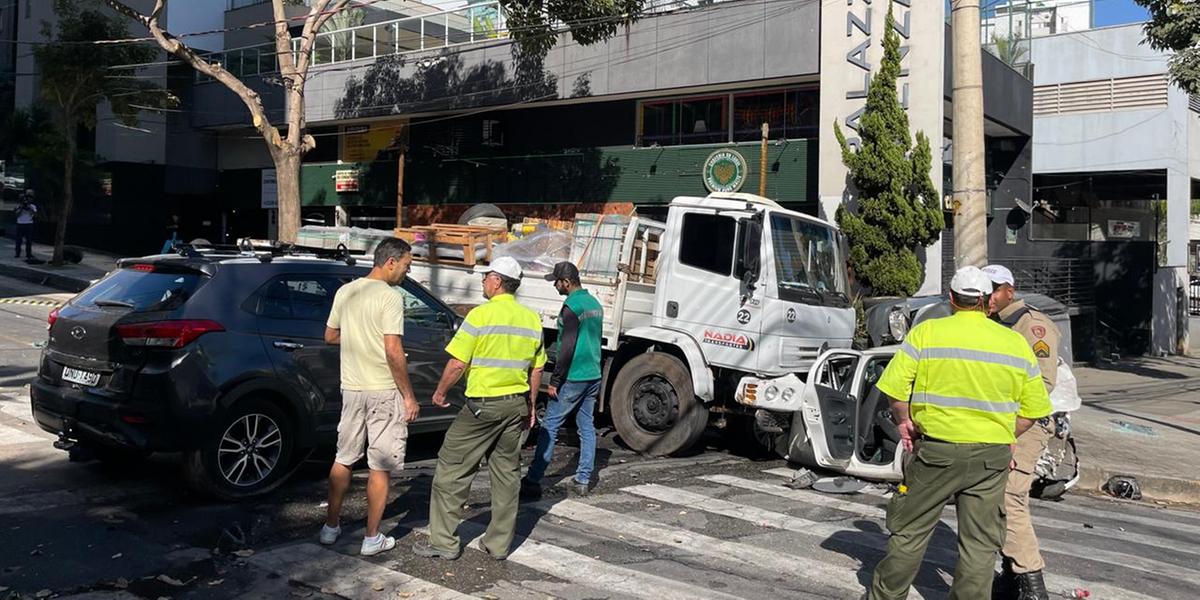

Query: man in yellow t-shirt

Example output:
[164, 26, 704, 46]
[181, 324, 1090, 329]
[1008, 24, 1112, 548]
[319, 238, 419, 557]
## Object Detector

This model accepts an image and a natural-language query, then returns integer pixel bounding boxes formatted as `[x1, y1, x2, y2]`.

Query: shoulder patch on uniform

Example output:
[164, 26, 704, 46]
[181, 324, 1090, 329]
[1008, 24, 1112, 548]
[1031, 325, 1046, 339]
[1032, 340, 1051, 358]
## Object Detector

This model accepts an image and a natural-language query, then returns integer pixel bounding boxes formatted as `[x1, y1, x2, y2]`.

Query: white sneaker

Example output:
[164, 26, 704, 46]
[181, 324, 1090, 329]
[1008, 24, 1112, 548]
[361, 533, 396, 556]
[318, 524, 341, 545]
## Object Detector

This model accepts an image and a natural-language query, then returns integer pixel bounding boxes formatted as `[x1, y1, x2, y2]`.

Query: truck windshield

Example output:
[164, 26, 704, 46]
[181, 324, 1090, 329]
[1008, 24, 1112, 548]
[769, 213, 849, 307]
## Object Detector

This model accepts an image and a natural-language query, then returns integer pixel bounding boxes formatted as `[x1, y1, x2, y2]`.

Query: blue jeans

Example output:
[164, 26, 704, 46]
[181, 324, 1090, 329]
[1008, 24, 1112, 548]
[526, 379, 600, 485]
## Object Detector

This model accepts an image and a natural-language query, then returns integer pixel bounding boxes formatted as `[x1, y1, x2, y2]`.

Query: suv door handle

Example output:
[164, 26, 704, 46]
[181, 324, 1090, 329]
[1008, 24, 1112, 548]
[273, 341, 305, 351]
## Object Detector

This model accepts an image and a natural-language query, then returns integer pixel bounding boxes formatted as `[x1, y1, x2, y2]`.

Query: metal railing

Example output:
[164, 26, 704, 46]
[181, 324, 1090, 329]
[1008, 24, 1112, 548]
[1190, 278, 1200, 316]
[200, 1, 506, 81]
[1005, 257, 1095, 309]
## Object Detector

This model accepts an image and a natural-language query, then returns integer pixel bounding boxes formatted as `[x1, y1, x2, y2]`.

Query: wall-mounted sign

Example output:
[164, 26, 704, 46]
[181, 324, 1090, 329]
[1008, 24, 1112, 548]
[261, 168, 277, 209]
[334, 169, 360, 193]
[341, 120, 406, 163]
[1107, 219, 1140, 239]
[702, 149, 748, 193]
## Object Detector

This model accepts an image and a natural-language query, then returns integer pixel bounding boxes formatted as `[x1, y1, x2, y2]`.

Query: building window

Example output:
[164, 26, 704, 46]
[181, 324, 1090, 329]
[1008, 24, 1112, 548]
[640, 95, 727, 146]
[733, 88, 818, 141]
[1030, 197, 1164, 242]
[679, 213, 736, 275]
[638, 87, 817, 147]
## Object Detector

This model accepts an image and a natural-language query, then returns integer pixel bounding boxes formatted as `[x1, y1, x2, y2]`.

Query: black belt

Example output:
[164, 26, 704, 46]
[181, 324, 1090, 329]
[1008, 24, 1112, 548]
[918, 434, 955, 444]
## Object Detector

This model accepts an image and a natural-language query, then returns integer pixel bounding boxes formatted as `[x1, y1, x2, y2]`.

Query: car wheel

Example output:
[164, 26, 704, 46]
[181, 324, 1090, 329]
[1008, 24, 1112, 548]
[184, 398, 295, 500]
[610, 352, 708, 457]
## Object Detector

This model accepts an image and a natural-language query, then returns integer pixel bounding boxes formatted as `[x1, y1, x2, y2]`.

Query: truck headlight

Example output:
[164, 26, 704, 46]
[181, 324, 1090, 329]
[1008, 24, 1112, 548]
[765, 385, 779, 402]
[781, 387, 796, 402]
[888, 309, 909, 342]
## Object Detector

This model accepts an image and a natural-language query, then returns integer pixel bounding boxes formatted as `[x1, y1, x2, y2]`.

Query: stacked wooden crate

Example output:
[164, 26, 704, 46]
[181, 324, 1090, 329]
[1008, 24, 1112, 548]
[393, 224, 507, 266]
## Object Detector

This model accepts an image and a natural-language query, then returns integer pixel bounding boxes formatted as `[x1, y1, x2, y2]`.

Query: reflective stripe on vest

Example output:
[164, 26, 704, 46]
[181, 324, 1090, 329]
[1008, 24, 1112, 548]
[446, 294, 548, 398]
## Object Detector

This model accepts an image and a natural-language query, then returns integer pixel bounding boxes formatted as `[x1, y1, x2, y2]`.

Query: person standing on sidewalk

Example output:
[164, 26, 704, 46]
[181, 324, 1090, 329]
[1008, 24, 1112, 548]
[14, 190, 37, 259]
[414, 256, 546, 561]
[319, 238, 419, 557]
[867, 266, 1052, 600]
[521, 261, 604, 498]
[984, 264, 1060, 600]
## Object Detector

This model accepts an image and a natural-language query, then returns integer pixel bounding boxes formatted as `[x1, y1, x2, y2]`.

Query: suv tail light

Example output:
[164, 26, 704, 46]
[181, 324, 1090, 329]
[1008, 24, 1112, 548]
[47, 306, 60, 330]
[116, 320, 225, 348]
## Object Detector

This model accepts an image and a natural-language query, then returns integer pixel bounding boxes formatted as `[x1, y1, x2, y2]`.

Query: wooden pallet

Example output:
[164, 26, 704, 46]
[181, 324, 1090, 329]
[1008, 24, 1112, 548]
[394, 224, 507, 266]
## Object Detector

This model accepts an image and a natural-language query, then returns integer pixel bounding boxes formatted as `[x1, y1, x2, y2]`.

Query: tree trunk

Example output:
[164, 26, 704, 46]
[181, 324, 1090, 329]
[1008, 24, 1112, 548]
[52, 132, 76, 266]
[274, 151, 302, 243]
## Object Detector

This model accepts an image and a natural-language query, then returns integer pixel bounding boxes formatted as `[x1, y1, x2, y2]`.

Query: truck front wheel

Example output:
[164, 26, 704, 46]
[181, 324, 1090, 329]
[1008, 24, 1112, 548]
[610, 352, 708, 456]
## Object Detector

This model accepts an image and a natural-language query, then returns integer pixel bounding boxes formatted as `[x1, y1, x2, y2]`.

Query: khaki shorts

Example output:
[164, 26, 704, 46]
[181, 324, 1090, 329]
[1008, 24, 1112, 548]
[335, 389, 409, 472]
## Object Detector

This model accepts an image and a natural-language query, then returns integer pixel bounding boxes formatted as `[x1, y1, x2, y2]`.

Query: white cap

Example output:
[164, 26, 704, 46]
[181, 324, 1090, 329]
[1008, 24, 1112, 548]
[476, 255, 523, 280]
[981, 264, 1015, 288]
[949, 266, 993, 297]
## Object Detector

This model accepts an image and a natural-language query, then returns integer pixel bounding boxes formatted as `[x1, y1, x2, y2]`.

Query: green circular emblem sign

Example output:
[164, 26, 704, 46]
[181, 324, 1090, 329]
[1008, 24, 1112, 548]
[702, 149, 748, 193]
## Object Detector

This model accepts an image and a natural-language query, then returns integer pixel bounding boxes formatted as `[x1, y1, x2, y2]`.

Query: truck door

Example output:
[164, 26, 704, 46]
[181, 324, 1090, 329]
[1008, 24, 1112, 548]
[656, 210, 763, 371]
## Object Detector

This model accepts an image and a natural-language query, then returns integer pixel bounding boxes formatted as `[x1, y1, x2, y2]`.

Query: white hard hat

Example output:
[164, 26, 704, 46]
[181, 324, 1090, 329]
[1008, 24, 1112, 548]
[476, 255, 523, 280]
[949, 266, 993, 297]
[981, 264, 1015, 287]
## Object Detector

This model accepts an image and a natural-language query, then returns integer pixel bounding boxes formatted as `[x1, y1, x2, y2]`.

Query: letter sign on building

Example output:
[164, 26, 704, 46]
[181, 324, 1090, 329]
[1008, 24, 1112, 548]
[702, 149, 748, 193]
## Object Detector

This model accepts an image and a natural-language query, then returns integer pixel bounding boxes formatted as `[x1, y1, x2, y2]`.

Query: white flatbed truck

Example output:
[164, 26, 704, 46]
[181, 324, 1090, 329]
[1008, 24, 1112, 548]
[407, 193, 856, 456]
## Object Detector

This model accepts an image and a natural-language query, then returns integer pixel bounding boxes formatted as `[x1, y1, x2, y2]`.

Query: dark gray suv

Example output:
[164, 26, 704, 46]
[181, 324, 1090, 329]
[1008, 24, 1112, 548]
[31, 247, 465, 499]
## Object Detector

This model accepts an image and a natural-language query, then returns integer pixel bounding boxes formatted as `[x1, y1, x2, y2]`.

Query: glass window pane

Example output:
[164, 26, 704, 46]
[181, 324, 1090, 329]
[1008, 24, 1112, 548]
[784, 89, 819, 139]
[242, 48, 259, 76]
[314, 34, 332, 65]
[640, 102, 674, 146]
[678, 97, 726, 145]
[355, 27, 374, 60]
[679, 213, 736, 275]
[332, 31, 351, 62]
[376, 22, 397, 56]
[733, 91, 785, 142]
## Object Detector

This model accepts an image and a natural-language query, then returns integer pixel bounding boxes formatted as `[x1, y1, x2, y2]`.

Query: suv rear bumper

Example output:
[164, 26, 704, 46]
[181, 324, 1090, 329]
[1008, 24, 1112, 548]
[30, 380, 190, 451]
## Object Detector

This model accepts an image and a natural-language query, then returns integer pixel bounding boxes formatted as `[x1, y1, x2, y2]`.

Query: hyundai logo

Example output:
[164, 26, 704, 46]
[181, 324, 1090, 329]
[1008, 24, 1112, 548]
[70, 326, 87, 340]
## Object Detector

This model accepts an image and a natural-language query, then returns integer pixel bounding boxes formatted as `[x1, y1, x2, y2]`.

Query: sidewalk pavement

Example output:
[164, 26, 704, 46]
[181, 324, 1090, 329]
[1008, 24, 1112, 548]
[0, 238, 118, 293]
[1071, 356, 1200, 505]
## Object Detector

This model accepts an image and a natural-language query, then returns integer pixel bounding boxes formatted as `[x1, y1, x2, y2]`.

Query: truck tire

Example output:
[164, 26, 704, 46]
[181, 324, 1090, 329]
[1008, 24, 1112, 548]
[183, 398, 296, 501]
[610, 352, 708, 457]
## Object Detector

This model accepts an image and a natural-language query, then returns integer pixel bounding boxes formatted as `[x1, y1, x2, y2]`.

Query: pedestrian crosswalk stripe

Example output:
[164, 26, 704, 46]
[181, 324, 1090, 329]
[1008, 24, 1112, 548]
[623, 483, 1163, 600]
[248, 542, 473, 600]
[712, 473, 1200, 584]
[545, 498, 933, 600]
[761, 467, 1200, 555]
[0, 297, 63, 307]
[0, 422, 43, 446]
[449, 522, 747, 600]
[724, 472, 1200, 561]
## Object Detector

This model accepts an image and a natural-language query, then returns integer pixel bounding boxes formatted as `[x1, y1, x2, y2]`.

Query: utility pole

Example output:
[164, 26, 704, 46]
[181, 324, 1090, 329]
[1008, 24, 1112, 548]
[759, 122, 769, 197]
[952, 0, 988, 268]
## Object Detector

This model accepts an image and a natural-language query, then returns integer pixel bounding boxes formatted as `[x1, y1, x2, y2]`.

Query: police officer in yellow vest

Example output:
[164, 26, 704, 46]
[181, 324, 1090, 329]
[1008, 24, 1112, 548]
[413, 256, 547, 561]
[867, 266, 1052, 600]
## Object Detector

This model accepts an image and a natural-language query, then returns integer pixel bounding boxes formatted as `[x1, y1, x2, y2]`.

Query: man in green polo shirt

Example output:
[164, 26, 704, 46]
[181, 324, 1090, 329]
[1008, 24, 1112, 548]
[521, 261, 604, 497]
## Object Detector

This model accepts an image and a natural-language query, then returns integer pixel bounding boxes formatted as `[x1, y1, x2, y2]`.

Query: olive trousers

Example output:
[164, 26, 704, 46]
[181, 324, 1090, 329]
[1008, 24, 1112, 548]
[427, 395, 528, 557]
[869, 440, 1012, 600]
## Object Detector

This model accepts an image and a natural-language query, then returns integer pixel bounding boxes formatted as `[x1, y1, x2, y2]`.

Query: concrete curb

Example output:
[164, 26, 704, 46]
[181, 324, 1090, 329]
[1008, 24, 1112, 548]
[0, 261, 93, 293]
[1075, 463, 1200, 507]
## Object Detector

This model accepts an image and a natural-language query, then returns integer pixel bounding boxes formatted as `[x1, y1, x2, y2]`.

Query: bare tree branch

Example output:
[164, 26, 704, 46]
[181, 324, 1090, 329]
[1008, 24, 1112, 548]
[102, 0, 284, 150]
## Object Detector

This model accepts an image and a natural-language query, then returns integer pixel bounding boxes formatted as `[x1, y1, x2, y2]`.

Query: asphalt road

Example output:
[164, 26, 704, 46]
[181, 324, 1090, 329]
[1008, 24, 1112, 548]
[1, 273, 1199, 600]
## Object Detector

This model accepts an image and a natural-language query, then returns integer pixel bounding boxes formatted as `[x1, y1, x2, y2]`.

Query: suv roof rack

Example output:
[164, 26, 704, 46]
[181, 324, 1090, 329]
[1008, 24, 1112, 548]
[172, 238, 363, 266]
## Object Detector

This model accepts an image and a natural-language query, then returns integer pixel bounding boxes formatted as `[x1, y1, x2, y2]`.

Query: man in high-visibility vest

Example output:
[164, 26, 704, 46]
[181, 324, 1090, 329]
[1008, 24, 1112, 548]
[984, 264, 1060, 600]
[867, 266, 1053, 600]
[413, 256, 547, 561]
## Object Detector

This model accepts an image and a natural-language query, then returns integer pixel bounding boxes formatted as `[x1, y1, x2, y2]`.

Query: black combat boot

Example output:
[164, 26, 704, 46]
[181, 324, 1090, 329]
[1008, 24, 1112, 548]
[992, 557, 1017, 600]
[1015, 570, 1050, 600]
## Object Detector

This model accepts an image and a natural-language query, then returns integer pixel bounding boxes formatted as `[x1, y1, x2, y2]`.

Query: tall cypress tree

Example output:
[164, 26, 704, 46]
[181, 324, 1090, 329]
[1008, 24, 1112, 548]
[835, 2, 945, 296]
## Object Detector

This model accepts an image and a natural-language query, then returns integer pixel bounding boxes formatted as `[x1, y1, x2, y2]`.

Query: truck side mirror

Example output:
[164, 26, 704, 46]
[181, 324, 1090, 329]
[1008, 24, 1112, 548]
[737, 217, 763, 282]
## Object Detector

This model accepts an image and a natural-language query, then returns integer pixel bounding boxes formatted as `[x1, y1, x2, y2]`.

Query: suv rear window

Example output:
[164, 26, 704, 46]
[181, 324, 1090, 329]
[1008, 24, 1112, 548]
[75, 267, 206, 312]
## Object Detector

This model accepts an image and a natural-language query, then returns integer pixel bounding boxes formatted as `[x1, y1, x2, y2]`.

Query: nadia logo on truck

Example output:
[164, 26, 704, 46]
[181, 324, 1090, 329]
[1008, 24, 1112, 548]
[703, 329, 755, 351]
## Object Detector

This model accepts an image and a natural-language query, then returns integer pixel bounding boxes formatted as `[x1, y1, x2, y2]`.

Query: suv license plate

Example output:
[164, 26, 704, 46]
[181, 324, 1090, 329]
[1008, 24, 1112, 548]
[62, 366, 101, 387]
